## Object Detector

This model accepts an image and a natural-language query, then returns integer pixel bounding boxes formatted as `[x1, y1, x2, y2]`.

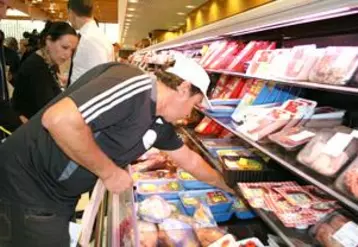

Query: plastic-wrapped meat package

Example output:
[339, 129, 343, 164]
[199, 41, 224, 66]
[282, 45, 318, 81]
[210, 75, 231, 99]
[136, 221, 158, 247]
[201, 41, 229, 69]
[269, 49, 292, 79]
[297, 128, 358, 178]
[335, 156, 358, 201]
[309, 46, 358, 85]
[310, 211, 358, 247]
[246, 49, 277, 77]
[208, 42, 245, 70]
[269, 126, 317, 151]
[226, 41, 274, 72]
[218, 77, 245, 99]
[195, 117, 224, 135]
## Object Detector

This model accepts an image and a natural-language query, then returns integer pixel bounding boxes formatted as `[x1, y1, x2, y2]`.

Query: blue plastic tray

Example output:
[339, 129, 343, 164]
[136, 180, 184, 201]
[177, 170, 215, 190]
[213, 210, 234, 223]
[179, 189, 233, 215]
[167, 200, 187, 215]
[234, 210, 256, 220]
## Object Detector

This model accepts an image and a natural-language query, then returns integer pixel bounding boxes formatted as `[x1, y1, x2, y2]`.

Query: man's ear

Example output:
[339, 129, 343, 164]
[176, 81, 191, 97]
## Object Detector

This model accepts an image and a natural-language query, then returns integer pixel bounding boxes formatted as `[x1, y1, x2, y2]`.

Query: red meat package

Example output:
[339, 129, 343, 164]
[208, 42, 245, 70]
[246, 49, 277, 77]
[309, 46, 358, 85]
[335, 156, 358, 201]
[226, 41, 275, 72]
[274, 185, 319, 209]
[210, 75, 231, 99]
[218, 77, 245, 99]
[282, 45, 318, 81]
[199, 41, 223, 66]
[195, 117, 223, 135]
[201, 41, 229, 69]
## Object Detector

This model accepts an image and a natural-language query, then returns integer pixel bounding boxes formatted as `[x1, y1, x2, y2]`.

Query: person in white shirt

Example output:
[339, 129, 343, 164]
[67, 0, 114, 85]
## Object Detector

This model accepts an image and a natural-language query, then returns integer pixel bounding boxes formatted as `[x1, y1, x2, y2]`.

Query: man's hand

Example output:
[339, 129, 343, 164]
[102, 167, 133, 194]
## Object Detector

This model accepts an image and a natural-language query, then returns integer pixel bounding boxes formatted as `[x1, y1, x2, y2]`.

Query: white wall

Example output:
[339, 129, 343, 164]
[0, 20, 119, 43]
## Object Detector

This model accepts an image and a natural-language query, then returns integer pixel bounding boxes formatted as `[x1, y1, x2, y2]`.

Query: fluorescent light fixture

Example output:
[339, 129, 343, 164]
[128, 0, 138, 3]
[6, 9, 30, 17]
[186, 5, 196, 9]
[126, 14, 134, 17]
[177, 12, 185, 16]
[125, 19, 132, 22]
[127, 8, 136, 11]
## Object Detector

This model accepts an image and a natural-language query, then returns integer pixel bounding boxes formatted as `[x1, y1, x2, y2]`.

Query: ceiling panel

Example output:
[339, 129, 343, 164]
[121, 0, 208, 46]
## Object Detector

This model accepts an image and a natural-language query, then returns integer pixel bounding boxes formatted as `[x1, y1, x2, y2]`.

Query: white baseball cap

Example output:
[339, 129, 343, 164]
[166, 53, 213, 109]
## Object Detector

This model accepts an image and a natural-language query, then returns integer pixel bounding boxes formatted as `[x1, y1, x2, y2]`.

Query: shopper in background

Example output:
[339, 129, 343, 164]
[12, 21, 79, 120]
[1, 33, 20, 87]
[18, 38, 27, 58]
[67, 0, 113, 85]
[0, 55, 232, 246]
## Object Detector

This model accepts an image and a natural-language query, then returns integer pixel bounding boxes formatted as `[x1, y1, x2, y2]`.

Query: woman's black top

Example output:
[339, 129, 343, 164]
[12, 53, 61, 119]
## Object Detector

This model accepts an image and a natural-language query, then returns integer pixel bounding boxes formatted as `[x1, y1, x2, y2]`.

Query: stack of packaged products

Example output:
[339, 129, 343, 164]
[128, 149, 265, 247]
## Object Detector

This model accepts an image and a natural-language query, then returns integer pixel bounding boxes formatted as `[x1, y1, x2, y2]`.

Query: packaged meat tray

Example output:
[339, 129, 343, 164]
[137, 180, 184, 200]
[309, 46, 358, 85]
[246, 49, 277, 77]
[138, 196, 172, 223]
[310, 211, 358, 247]
[179, 189, 233, 215]
[269, 126, 317, 151]
[303, 106, 345, 128]
[131, 169, 177, 183]
[282, 45, 318, 81]
[208, 42, 244, 70]
[237, 237, 265, 247]
[269, 49, 292, 79]
[335, 156, 358, 201]
[297, 128, 358, 178]
[177, 169, 214, 190]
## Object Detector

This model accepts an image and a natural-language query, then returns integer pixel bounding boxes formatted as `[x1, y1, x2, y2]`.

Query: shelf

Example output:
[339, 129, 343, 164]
[196, 108, 358, 214]
[178, 126, 223, 173]
[206, 69, 358, 95]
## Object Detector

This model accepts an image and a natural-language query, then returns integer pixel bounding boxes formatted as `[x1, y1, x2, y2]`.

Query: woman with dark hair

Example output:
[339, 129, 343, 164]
[12, 21, 79, 119]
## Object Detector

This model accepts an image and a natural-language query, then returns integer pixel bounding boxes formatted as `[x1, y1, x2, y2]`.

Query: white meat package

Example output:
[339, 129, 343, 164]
[246, 49, 276, 77]
[282, 45, 319, 81]
[309, 46, 358, 85]
[237, 98, 317, 141]
[269, 49, 292, 79]
[297, 128, 358, 178]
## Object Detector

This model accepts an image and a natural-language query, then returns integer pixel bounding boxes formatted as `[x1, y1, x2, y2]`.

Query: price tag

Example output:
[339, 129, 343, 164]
[333, 221, 358, 247]
[323, 133, 354, 157]
[289, 130, 316, 142]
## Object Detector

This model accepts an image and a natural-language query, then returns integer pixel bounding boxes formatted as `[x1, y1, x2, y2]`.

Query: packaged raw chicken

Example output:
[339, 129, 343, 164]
[310, 211, 358, 247]
[246, 49, 277, 77]
[297, 128, 358, 178]
[138, 196, 172, 223]
[136, 221, 158, 247]
[309, 46, 358, 85]
[269, 126, 317, 151]
[335, 156, 358, 201]
[282, 45, 318, 81]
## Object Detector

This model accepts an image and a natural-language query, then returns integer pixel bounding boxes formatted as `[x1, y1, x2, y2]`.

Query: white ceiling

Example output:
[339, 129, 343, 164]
[119, 0, 208, 48]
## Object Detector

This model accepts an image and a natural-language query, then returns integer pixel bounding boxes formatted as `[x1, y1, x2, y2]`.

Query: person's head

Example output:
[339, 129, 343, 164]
[40, 21, 79, 66]
[0, 0, 8, 19]
[67, 0, 93, 30]
[4, 37, 18, 52]
[155, 54, 211, 122]
[19, 39, 28, 55]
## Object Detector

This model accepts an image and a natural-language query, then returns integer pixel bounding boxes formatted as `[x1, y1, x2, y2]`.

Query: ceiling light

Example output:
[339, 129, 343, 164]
[127, 8, 136, 11]
[126, 14, 134, 17]
[125, 19, 132, 22]
[186, 5, 196, 9]
[128, 0, 138, 3]
[177, 12, 185, 16]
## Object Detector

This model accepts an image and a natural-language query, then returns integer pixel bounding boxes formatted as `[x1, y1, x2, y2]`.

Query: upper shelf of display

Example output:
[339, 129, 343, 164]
[139, 0, 358, 53]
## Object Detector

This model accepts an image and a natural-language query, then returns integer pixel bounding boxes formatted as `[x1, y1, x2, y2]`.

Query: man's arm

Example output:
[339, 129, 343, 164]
[42, 97, 132, 193]
[165, 145, 234, 194]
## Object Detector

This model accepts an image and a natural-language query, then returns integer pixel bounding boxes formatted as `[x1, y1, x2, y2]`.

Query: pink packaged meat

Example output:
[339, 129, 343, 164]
[311, 211, 358, 247]
[201, 41, 229, 69]
[246, 50, 277, 77]
[309, 46, 358, 85]
[282, 45, 318, 81]
[207, 42, 244, 70]
[297, 128, 358, 178]
[269, 49, 292, 79]
[269, 126, 317, 151]
[226, 41, 275, 72]
[335, 156, 358, 201]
